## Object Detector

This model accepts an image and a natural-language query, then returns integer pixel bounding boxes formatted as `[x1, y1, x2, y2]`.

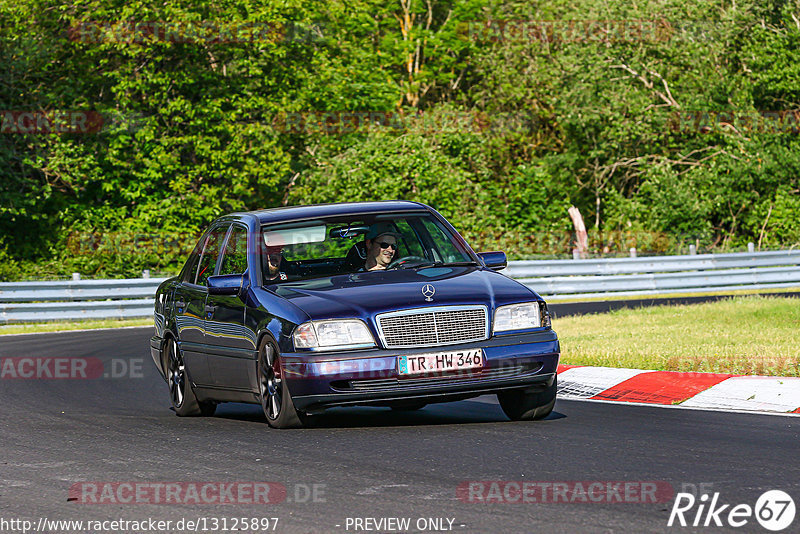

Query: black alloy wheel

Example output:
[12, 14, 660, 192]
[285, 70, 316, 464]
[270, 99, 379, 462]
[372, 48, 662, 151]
[258, 340, 304, 428]
[166, 337, 215, 417]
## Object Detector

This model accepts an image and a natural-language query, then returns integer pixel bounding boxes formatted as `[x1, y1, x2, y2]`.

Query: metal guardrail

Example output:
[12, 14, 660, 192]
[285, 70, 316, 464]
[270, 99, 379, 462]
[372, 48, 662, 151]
[508, 250, 800, 300]
[505, 249, 800, 277]
[0, 279, 166, 324]
[1, 299, 158, 323]
[1, 250, 799, 323]
[0, 278, 167, 302]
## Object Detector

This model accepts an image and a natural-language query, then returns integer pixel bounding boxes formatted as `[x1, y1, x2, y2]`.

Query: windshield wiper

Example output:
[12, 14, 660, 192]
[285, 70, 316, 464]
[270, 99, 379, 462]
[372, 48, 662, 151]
[433, 261, 478, 267]
[395, 260, 439, 269]
[415, 260, 479, 269]
[394, 259, 479, 270]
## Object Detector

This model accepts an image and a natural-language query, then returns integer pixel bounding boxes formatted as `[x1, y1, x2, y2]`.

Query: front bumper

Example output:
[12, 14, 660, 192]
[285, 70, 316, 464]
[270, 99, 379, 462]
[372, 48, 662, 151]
[282, 329, 560, 411]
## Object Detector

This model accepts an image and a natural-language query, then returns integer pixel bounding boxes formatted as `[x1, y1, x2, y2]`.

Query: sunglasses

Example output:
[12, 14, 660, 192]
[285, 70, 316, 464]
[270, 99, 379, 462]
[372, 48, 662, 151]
[378, 241, 397, 251]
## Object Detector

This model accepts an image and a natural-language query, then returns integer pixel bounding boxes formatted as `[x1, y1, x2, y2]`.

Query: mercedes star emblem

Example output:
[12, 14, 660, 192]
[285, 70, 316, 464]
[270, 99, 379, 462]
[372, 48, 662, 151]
[421, 284, 436, 301]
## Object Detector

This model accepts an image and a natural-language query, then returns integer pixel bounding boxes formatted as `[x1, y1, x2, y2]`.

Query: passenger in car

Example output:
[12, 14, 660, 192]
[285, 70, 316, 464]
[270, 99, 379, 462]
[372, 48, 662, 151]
[264, 245, 288, 282]
[363, 223, 401, 271]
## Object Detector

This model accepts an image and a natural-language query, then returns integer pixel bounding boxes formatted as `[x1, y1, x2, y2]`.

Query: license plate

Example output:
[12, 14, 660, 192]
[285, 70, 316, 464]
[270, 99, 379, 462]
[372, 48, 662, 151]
[398, 349, 484, 376]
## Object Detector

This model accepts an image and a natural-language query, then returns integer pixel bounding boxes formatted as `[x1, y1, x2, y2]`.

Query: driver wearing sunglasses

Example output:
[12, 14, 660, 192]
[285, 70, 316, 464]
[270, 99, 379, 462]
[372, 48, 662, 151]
[363, 222, 401, 271]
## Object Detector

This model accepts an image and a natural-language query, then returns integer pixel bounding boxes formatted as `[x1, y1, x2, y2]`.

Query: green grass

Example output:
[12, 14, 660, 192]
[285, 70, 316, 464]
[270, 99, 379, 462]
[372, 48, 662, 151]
[555, 295, 800, 376]
[551, 286, 800, 303]
[0, 318, 153, 335]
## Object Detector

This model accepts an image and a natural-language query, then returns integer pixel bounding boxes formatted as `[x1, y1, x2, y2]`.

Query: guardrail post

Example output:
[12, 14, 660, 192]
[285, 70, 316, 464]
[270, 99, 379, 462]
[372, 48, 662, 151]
[748, 242, 755, 253]
[572, 250, 581, 260]
[142, 270, 150, 279]
[689, 244, 696, 255]
[72, 273, 81, 281]
[629, 248, 637, 258]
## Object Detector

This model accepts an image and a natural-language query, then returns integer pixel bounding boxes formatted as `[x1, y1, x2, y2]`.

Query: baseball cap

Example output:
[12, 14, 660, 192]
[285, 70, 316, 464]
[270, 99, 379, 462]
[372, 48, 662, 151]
[366, 222, 401, 240]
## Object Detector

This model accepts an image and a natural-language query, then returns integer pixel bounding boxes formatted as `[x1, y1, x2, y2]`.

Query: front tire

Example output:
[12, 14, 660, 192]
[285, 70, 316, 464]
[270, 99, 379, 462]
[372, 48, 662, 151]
[258, 340, 304, 429]
[165, 338, 216, 417]
[498, 376, 557, 421]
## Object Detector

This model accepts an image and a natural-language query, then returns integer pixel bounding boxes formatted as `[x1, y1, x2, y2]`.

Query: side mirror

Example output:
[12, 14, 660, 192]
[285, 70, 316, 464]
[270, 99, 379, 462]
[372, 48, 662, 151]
[478, 251, 507, 271]
[207, 274, 244, 296]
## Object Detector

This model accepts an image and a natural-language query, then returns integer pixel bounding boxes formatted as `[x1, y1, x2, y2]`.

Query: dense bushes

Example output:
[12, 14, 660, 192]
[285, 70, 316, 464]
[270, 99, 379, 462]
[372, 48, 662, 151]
[1, 0, 798, 280]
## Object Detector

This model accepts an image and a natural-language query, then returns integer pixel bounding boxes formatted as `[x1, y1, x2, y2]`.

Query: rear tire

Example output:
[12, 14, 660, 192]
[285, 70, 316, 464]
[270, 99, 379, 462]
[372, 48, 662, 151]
[498, 376, 557, 421]
[258, 339, 305, 429]
[166, 338, 215, 417]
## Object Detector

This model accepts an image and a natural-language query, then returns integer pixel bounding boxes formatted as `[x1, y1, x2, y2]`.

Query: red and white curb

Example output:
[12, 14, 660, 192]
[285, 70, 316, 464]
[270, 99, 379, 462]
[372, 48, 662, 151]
[556, 365, 800, 415]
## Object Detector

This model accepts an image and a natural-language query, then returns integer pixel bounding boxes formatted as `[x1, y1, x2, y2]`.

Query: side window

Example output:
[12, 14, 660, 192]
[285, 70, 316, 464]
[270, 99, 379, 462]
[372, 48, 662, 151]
[219, 226, 249, 276]
[182, 253, 201, 283]
[196, 226, 227, 285]
[181, 234, 207, 283]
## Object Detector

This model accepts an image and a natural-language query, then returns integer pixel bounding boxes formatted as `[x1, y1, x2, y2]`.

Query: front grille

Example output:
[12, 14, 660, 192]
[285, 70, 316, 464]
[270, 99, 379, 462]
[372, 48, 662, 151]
[376, 306, 488, 348]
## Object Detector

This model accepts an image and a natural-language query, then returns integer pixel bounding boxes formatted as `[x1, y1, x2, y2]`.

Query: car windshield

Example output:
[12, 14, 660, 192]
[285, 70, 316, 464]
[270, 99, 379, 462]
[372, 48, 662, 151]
[259, 212, 475, 284]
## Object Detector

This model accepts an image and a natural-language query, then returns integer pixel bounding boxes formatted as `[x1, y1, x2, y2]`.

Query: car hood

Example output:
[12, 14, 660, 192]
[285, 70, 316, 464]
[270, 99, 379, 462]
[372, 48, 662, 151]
[268, 266, 539, 321]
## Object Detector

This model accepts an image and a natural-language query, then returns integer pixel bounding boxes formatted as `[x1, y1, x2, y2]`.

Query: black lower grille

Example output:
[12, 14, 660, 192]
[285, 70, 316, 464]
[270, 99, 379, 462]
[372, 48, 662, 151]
[332, 362, 543, 392]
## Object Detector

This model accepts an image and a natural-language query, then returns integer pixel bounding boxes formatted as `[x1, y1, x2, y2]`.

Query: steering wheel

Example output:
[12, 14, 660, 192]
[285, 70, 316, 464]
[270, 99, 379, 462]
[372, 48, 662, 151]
[387, 256, 429, 270]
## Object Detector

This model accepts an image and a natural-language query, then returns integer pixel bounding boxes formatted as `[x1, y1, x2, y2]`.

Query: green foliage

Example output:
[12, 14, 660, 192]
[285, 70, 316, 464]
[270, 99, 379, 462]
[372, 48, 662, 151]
[1, 0, 799, 280]
[0, 239, 21, 281]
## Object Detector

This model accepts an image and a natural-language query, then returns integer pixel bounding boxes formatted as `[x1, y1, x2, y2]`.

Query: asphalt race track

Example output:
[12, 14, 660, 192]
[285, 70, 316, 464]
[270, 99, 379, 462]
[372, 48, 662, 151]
[1, 328, 798, 534]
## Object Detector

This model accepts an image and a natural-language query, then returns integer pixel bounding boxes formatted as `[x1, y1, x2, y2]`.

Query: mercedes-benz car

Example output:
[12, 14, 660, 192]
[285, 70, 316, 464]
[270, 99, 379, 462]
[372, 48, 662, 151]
[150, 201, 560, 428]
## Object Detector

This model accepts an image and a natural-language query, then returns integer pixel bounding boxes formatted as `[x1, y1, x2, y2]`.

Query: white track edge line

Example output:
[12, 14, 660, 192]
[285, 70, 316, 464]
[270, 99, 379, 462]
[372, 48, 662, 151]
[557, 396, 800, 418]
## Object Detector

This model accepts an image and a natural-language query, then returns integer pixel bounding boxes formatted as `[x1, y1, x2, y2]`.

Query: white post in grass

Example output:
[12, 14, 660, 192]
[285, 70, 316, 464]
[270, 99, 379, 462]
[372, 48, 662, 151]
[72, 273, 81, 281]
[629, 247, 637, 258]
[568, 206, 588, 259]
[748, 242, 755, 253]
[142, 270, 150, 279]
[689, 244, 696, 255]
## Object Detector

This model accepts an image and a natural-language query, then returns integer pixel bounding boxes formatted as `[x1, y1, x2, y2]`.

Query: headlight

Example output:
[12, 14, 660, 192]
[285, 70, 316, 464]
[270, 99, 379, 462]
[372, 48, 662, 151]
[293, 319, 376, 351]
[493, 302, 541, 333]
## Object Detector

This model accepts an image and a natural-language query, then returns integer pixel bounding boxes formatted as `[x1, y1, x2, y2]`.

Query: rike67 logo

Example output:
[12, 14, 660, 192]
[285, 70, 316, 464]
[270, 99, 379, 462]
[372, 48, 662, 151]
[668, 490, 796, 531]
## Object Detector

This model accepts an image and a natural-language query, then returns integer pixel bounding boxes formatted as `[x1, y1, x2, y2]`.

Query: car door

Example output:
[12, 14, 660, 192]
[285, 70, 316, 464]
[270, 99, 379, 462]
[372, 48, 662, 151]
[204, 223, 257, 390]
[173, 225, 228, 386]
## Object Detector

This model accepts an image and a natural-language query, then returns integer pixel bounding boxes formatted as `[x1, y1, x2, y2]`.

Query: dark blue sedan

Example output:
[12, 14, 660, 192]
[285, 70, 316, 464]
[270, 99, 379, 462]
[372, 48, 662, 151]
[150, 201, 560, 428]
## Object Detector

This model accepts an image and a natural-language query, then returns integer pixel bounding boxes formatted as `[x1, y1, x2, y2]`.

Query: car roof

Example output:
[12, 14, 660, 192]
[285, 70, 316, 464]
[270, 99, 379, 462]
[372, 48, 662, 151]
[231, 200, 431, 225]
